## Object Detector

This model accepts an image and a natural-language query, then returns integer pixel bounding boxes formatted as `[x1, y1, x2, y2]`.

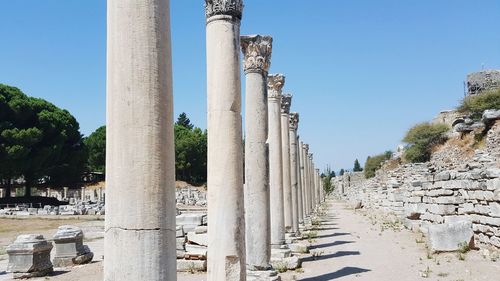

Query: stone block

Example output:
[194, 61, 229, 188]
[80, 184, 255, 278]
[408, 196, 422, 203]
[428, 220, 474, 252]
[489, 202, 500, 217]
[176, 226, 184, 238]
[185, 244, 207, 257]
[194, 226, 207, 234]
[271, 248, 291, 259]
[473, 204, 490, 215]
[176, 259, 207, 272]
[176, 237, 186, 251]
[428, 204, 456, 215]
[486, 179, 500, 191]
[433, 196, 464, 204]
[426, 189, 454, 197]
[52, 225, 93, 267]
[187, 232, 208, 246]
[435, 171, 451, 181]
[470, 214, 500, 226]
[176, 213, 205, 227]
[6, 234, 53, 278]
[421, 213, 444, 223]
[486, 168, 500, 178]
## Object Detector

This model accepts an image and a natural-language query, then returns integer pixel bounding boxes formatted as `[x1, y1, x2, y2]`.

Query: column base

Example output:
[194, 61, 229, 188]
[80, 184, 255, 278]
[287, 242, 310, 254]
[270, 256, 302, 271]
[247, 269, 281, 281]
[271, 248, 291, 259]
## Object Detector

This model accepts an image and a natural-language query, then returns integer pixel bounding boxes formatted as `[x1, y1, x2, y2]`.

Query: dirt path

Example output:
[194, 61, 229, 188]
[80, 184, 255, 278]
[280, 199, 500, 281]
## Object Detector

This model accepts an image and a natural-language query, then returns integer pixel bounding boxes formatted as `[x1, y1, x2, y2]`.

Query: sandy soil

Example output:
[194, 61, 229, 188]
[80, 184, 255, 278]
[1, 199, 499, 280]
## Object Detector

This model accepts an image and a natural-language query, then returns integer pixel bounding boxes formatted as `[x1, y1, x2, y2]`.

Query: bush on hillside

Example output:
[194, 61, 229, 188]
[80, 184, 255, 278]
[403, 122, 449, 163]
[457, 89, 500, 120]
[364, 151, 392, 178]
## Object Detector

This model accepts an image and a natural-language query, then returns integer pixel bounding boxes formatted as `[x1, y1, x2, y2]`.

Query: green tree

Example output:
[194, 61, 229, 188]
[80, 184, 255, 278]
[84, 126, 106, 173]
[457, 89, 500, 120]
[322, 165, 335, 194]
[339, 169, 345, 176]
[403, 122, 448, 163]
[0, 84, 86, 197]
[364, 151, 393, 179]
[353, 159, 363, 172]
[174, 113, 207, 184]
[176, 112, 194, 130]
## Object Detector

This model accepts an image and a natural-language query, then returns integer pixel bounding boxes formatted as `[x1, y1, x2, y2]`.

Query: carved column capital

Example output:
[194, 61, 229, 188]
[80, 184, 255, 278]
[303, 143, 309, 151]
[289, 112, 299, 130]
[205, 0, 243, 22]
[267, 74, 285, 100]
[308, 153, 313, 160]
[241, 35, 272, 75]
[280, 94, 292, 114]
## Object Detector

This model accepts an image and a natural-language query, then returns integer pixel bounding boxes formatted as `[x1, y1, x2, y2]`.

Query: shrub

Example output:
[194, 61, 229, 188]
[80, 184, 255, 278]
[403, 122, 449, 163]
[364, 151, 392, 178]
[457, 89, 500, 120]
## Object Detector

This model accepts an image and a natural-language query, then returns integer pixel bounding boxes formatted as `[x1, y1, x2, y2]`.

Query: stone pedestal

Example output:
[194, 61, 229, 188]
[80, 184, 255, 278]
[267, 74, 286, 248]
[52, 225, 93, 267]
[105, 0, 177, 280]
[241, 34, 273, 272]
[205, 1, 246, 280]
[280, 94, 293, 234]
[6, 234, 53, 279]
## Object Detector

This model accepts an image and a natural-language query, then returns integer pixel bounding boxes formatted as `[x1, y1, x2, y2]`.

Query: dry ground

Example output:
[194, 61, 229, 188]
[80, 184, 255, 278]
[2, 200, 500, 280]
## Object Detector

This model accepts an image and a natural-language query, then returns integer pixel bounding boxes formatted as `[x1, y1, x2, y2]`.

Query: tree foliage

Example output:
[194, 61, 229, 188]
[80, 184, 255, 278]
[403, 122, 448, 163]
[84, 126, 106, 173]
[364, 151, 392, 179]
[322, 165, 335, 194]
[339, 169, 345, 176]
[175, 113, 207, 184]
[353, 159, 363, 172]
[457, 89, 500, 120]
[0, 84, 86, 197]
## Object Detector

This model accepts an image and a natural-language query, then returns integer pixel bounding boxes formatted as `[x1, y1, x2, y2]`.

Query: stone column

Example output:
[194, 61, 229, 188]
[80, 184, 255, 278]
[315, 169, 320, 206]
[106, 0, 176, 280]
[288, 113, 299, 235]
[302, 144, 310, 216]
[205, 1, 246, 280]
[299, 142, 307, 218]
[241, 35, 275, 274]
[296, 136, 304, 225]
[280, 94, 293, 234]
[309, 154, 315, 210]
[267, 74, 286, 248]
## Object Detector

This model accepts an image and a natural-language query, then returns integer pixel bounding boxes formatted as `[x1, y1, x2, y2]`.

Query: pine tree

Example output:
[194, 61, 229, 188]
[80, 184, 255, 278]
[353, 159, 363, 172]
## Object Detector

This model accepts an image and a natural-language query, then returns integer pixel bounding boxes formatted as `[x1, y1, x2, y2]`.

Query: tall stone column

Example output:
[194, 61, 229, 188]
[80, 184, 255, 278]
[241, 35, 274, 274]
[309, 154, 315, 210]
[302, 144, 310, 216]
[288, 113, 299, 235]
[105, 0, 176, 280]
[280, 94, 293, 234]
[315, 169, 320, 205]
[299, 142, 307, 219]
[296, 136, 304, 224]
[267, 74, 286, 248]
[205, 1, 246, 279]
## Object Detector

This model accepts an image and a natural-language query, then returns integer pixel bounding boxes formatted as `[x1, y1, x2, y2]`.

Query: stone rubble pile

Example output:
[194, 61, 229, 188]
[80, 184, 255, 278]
[176, 212, 208, 272]
[335, 121, 500, 251]
[0, 202, 105, 216]
[175, 186, 207, 207]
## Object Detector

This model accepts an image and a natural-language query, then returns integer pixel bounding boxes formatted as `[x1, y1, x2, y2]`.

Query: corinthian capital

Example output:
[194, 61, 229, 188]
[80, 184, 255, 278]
[309, 153, 313, 160]
[205, 0, 243, 21]
[289, 112, 299, 130]
[267, 74, 285, 99]
[280, 94, 292, 114]
[241, 35, 272, 75]
[303, 143, 309, 151]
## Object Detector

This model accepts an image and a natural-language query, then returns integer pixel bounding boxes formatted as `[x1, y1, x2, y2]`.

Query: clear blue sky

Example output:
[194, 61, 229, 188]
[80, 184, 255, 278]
[1, 0, 499, 172]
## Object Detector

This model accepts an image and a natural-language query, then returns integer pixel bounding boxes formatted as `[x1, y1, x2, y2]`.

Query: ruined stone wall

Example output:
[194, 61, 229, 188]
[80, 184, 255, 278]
[335, 121, 500, 249]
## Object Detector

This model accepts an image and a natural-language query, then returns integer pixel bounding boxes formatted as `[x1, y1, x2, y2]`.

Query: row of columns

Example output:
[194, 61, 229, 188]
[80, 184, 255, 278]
[104, 0, 327, 280]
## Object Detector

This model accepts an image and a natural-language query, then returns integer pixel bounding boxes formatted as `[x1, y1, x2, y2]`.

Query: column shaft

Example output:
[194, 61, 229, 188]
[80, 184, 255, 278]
[105, 0, 176, 280]
[288, 113, 299, 234]
[281, 113, 292, 233]
[242, 35, 273, 271]
[206, 3, 246, 279]
[267, 74, 285, 248]
[296, 137, 304, 224]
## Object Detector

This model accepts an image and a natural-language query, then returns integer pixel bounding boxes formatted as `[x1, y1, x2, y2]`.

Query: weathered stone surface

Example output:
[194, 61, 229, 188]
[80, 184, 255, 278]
[428, 221, 474, 252]
[52, 225, 93, 267]
[287, 243, 309, 254]
[435, 171, 451, 181]
[187, 231, 208, 247]
[6, 234, 53, 278]
[482, 109, 500, 123]
[177, 259, 207, 272]
[428, 204, 456, 215]
[489, 202, 500, 217]
[247, 269, 281, 281]
[486, 168, 500, 178]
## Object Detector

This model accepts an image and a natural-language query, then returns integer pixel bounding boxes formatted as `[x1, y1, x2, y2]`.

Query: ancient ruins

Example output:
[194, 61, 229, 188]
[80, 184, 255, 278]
[1, 1, 499, 281]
